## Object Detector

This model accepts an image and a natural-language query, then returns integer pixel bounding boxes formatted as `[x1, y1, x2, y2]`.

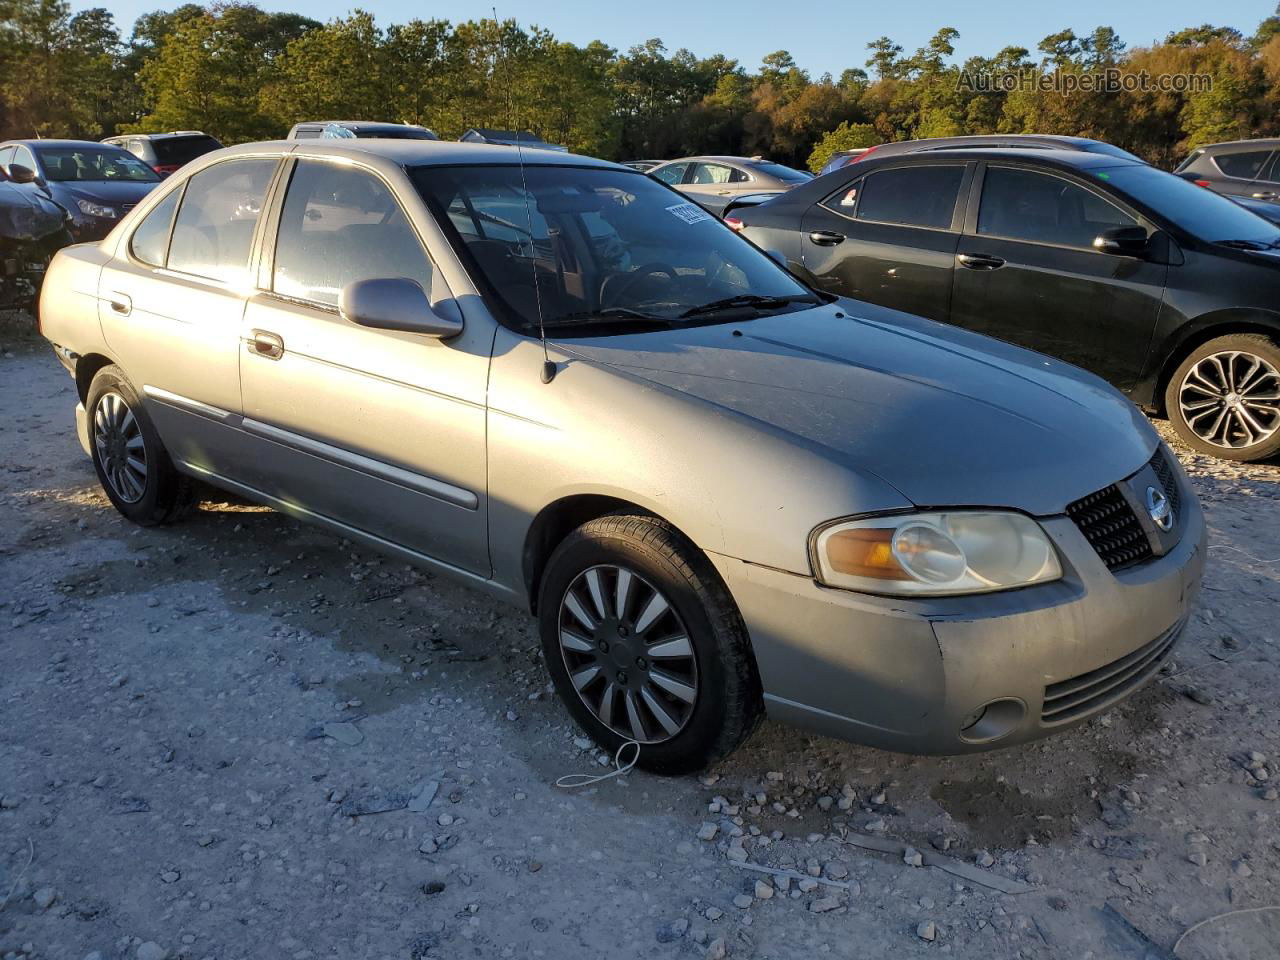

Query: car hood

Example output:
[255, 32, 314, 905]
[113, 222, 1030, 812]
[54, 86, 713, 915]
[555, 300, 1158, 516]
[51, 180, 158, 207]
[0, 180, 66, 241]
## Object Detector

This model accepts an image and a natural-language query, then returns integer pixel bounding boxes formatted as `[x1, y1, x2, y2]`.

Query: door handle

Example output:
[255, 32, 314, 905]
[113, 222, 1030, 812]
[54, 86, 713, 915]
[808, 230, 846, 246]
[716, 189, 733, 195]
[1252, 191, 1277, 200]
[106, 292, 131, 316]
[957, 253, 1006, 270]
[250, 329, 284, 360]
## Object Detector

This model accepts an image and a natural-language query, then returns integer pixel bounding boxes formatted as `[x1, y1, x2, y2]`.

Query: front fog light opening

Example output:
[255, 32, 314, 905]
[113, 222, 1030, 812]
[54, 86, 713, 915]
[959, 698, 1026, 744]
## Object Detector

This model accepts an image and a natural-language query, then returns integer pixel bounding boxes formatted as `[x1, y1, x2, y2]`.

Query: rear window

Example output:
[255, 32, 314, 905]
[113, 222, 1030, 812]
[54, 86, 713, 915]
[152, 136, 222, 165]
[1213, 149, 1273, 180]
[848, 165, 965, 229]
[749, 162, 812, 183]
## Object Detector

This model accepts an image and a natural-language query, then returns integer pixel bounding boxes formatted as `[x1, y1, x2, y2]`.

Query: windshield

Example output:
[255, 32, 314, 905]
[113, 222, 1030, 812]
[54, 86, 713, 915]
[413, 164, 815, 331]
[751, 161, 812, 183]
[35, 147, 159, 183]
[1098, 164, 1280, 246]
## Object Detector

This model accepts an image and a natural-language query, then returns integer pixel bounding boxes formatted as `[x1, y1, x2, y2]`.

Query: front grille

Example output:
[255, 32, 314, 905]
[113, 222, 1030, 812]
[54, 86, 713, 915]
[1148, 445, 1181, 521]
[1067, 485, 1152, 570]
[1041, 620, 1183, 725]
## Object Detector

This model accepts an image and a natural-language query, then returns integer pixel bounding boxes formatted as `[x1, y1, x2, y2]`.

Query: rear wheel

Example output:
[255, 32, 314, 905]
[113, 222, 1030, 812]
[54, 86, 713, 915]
[1166, 333, 1280, 462]
[538, 514, 762, 774]
[87, 365, 194, 525]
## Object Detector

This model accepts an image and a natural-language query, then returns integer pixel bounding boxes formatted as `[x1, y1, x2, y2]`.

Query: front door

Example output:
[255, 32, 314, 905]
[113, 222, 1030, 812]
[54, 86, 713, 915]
[800, 161, 969, 322]
[238, 156, 491, 575]
[949, 164, 1168, 391]
[96, 156, 279, 474]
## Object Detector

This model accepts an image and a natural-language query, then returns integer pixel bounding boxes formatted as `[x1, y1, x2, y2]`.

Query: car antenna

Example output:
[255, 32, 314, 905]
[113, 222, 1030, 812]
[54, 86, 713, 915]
[498, 7, 556, 384]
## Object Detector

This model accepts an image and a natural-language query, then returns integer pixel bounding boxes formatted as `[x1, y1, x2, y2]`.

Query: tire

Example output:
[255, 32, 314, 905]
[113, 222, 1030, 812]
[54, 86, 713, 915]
[538, 513, 763, 774]
[1165, 333, 1280, 463]
[86, 365, 195, 525]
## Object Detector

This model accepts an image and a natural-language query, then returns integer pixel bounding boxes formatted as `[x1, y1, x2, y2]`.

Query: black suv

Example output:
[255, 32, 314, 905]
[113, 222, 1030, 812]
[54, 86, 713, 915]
[737, 149, 1280, 461]
[102, 131, 223, 177]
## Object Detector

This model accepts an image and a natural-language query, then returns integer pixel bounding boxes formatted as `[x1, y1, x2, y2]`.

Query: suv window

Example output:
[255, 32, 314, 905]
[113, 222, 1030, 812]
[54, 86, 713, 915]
[977, 166, 1136, 249]
[1213, 150, 1273, 180]
[167, 158, 276, 284]
[152, 135, 222, 166]
[691, 163, 734, 185]
[851, 165, 964, 229]
[273, 159, 432, 307]
[129, 189, 181, 267]
[652, 163, 688, 185]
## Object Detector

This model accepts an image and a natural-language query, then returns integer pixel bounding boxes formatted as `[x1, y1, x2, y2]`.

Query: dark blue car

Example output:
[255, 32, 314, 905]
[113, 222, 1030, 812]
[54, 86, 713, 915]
[0, 139, 161, 241]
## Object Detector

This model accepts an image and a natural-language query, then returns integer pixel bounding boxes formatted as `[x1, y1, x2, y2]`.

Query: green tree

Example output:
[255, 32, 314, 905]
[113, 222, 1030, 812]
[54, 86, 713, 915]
[806, 120, 878, 172]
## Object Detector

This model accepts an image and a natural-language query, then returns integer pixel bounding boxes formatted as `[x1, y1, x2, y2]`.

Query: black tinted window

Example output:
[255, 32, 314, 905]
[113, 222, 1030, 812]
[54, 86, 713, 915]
[129, 189, 181, 266]
[152, 136, 222, 166]
[977, 167, 1136, 249]
[854, 165, 964, 229]
[749, 162, 812, 183]
[274, 159, 432, 307]
[1214, 150, 1272, 180]
[1099, 164, 1280, 245]
[167, 159, 275, 283]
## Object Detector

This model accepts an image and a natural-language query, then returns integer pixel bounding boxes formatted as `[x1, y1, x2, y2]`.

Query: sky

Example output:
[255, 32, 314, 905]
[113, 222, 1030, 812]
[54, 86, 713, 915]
[72, 0, 1276, 78]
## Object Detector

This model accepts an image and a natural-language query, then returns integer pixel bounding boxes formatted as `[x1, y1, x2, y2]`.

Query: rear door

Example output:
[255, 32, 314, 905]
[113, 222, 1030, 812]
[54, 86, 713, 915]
[96, 156, 280, 476]
[799, 161, 970, 321]
[949, 163, 1167, 390]
[1205, 147, 1274, 200]
[681, 162, 743, 215]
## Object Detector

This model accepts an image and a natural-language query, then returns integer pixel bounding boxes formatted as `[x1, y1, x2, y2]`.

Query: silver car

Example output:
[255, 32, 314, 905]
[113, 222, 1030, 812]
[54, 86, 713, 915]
[648, 155, 812, 215]
[39, 140, 1204, 773]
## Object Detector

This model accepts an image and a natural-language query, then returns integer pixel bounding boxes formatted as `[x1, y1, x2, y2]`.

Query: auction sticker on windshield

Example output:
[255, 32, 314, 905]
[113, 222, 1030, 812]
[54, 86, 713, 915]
[666, 202, 713, 224]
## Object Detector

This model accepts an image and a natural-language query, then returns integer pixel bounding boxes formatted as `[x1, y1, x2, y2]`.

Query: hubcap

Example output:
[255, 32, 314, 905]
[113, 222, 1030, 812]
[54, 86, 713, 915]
[1178, 350, 1280, 449]
[557, 564, 698, 745]
[93, 391, 148, 503]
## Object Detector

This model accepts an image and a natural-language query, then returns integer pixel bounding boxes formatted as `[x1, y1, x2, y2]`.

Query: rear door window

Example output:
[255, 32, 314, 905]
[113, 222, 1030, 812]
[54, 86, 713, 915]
[272, 159, 433, 307]
[690, 163, 734, 184]
[1213, 150, 1273, 180]
[166, 158, 277, 284]
[153, 136, 222, 166]
[977, 166, 1137, 250]
[846, 165, 965, 229]
[129, 189, 182, 267]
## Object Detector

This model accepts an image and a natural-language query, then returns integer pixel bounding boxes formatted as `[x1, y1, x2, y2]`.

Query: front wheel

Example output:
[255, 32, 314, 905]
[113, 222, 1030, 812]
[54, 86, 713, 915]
[86, 365, 194, 525]
[1166, 333, 1280, 462]
[538, 514, 763, 774]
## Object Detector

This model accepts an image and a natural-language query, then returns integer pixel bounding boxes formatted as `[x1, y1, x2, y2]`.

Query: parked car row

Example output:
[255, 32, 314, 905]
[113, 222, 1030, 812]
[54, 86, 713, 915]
[38, 137, 1205, 770]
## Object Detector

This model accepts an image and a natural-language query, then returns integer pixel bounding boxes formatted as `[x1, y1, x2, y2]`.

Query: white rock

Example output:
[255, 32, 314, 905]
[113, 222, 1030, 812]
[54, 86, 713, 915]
[917, 920, 938, 942]
[754, 880, 774, 900]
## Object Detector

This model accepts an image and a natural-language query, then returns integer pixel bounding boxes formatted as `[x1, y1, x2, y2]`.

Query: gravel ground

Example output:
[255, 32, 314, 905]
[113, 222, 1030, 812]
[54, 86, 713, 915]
[2, 313, 1279, 960]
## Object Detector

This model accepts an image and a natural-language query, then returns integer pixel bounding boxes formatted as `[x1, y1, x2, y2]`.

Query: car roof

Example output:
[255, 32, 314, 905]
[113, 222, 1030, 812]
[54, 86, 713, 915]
[216, 139, 622, 170]
[294, 120, 425, 130]
[1193, 138, 1280, 151]
[656, 156, 776, 166]
[866, 147, 1144, 169]
[2, 139, 126, 149]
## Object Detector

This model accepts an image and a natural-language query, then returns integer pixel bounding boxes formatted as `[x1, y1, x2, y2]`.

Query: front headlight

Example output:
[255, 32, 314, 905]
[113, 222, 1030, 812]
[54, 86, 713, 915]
[75, 199, 117, 219]
[812, 511, 1062, 596]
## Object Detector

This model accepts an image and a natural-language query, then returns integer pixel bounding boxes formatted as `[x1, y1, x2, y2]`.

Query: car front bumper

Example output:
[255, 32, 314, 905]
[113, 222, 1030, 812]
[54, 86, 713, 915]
[707, 490, 1205, 755]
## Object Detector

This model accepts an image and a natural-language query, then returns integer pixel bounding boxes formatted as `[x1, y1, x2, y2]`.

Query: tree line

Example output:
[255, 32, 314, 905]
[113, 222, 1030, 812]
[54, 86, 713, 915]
[4, 1, 1280, 171]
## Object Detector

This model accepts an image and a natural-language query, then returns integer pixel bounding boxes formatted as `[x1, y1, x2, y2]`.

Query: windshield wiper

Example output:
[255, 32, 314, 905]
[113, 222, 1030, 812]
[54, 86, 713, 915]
[1215, 238, 1277, 251]
[540, 307, 672, 328]
[679, 293, 813, 319]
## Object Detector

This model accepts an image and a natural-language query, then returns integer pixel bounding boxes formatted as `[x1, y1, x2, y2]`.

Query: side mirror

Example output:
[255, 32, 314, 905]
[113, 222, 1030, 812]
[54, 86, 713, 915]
[338, 277, 463, 338]
[1093, 226, 1149, 258]
[8, 163, 39, 185]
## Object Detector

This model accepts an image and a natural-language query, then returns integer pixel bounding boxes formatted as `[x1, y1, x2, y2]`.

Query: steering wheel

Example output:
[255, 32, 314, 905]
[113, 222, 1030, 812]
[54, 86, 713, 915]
[601, 262, 679, 308]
